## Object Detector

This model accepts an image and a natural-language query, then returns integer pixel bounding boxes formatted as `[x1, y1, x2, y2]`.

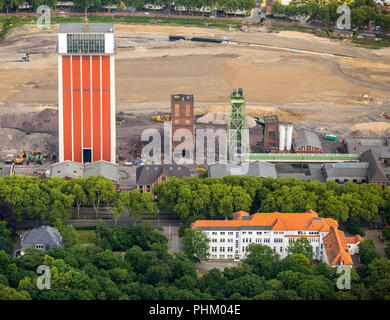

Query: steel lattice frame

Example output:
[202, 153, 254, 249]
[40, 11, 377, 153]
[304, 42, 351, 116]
[227, 88, 250, 160]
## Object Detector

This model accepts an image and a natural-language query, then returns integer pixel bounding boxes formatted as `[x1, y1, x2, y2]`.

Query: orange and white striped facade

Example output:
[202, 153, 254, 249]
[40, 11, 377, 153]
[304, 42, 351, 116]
[58, 24, 116, 164]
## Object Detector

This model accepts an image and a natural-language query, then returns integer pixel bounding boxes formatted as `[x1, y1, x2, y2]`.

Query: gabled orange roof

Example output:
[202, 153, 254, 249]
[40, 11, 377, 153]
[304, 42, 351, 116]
[345, 234, 363, 244]
[322, 226, 353, 266]
[191, 210, 338, 232]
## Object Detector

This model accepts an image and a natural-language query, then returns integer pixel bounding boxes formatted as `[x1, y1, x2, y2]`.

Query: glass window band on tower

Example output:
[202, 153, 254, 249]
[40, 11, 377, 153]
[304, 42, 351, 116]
[66, 34, 105, 54]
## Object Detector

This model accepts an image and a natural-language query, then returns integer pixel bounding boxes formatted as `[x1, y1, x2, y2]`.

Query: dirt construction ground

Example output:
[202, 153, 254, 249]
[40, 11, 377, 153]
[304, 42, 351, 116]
[0, 23, 390, 161]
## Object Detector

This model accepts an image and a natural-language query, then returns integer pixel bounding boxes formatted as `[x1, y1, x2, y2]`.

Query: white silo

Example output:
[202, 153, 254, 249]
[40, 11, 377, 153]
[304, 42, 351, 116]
[278, 124, 286, 151]
[285, 125, 293, 151]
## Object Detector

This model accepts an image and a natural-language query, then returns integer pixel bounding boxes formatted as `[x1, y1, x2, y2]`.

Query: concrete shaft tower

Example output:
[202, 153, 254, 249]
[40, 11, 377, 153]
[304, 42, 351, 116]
[58, 24, 116, 164]
[227, 88, 249, 160]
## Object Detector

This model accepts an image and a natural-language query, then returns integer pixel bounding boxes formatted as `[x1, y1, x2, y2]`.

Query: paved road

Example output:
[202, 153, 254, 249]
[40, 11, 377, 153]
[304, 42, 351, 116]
[246, 8, 262, 23]
[160, 225, 182, 253]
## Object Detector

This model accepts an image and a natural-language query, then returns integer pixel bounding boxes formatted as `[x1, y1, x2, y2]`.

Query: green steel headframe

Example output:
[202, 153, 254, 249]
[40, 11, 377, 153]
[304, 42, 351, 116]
[227, 88, 250, 160]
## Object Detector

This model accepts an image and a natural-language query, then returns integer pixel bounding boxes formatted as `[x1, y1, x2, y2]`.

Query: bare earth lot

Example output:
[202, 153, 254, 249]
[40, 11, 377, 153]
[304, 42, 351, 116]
[1, 23, 390, 161]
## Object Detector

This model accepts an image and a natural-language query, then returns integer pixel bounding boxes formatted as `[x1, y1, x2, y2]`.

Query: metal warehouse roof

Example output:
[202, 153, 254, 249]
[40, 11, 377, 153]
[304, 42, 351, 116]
[84, 161, 119, 181]
[50, 160, 84, 178]
[50, 160, 119, 181]
[324, 162, 369, 178]
[208, 160, 277, 179]
[293, 129, 322, 149]
[59, 24, 114, 34]
[0, 165, 11, 178]
[361, 149, 388, 183]
[345, 138, 390, 159]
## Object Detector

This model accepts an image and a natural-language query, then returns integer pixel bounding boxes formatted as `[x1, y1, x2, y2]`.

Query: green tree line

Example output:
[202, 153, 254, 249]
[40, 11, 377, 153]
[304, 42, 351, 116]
[0, 0, 257, 16]
[272, 0, 390, 30]
[0, 175, 157, 226]
[1, 224, 389, 300]
[153, 176, 389, 226]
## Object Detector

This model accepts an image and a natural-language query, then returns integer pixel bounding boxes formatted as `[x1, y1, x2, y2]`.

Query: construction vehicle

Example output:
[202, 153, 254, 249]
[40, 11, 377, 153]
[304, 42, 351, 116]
[14, 154, 24, 165]
[152, 115, 171, 122]
[26, 154, 35, 164]
[254, 117, 265, 126]
[14, 149, 27, 164]
[196, 167, 207, 173]
[35, 154, 44, 165]
[380, 112, 390, 120]
[134, 157, 146, 166]
[116, 116, 125, 125]
[29, 149, 41, 155]
[5, 154, 14, 164]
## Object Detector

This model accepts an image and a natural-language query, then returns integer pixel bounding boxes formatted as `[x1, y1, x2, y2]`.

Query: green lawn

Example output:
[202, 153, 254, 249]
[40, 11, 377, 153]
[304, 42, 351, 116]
[77, 229, 95, 244]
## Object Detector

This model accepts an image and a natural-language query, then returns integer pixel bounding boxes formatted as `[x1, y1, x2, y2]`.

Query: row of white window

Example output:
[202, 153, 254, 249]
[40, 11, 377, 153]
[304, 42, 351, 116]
[210, 237, 319, 244]
[205, 231, 320, 236]
[211, 254, 235, 259]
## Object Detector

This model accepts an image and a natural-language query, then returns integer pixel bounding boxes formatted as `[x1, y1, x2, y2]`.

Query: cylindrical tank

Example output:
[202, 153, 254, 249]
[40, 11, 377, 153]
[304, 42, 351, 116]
[278, 124, 286, 151]
[285, 125, 293, 151]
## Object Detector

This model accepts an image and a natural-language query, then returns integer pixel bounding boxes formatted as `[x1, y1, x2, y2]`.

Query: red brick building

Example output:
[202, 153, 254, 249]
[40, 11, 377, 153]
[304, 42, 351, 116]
[171, 94, 194, 161]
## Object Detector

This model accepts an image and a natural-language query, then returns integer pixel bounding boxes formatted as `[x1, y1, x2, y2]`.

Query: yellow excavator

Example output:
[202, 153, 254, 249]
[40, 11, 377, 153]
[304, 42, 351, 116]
[14, 149, 26, 165]
[152, 115, 171, 122]
[196, 167, 207, 173]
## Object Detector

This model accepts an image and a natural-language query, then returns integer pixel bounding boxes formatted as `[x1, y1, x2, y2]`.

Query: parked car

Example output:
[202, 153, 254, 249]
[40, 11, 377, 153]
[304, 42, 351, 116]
[374, 26, 383, 34]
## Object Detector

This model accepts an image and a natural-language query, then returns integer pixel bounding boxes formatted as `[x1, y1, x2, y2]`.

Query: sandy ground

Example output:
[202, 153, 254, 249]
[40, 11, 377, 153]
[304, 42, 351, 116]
[1, 23, 390, 160]
[1, 24, 390, 109]
[352, 121, 390, 133]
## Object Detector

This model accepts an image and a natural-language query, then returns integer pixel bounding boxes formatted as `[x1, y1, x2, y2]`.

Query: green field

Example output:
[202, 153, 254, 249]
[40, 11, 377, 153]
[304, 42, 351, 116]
[76, 229, 95, 244]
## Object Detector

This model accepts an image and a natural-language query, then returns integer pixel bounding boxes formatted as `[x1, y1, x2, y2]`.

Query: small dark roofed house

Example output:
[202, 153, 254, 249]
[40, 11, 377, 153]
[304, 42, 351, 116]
[293, 129, 323, 153]
[136, 165, 190, 192]
[361, 149, 388, 188]
[19, 226, 63, 255]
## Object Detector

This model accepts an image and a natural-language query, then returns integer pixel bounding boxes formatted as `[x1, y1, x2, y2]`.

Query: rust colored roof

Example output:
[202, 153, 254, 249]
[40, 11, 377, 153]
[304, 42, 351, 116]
[345, 234, 363, 244]
[322, 226, 353, 266]
[191, 210, 338, 232]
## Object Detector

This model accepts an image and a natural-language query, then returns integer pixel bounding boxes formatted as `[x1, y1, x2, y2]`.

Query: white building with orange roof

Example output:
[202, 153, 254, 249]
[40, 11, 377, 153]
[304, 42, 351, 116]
[191, 210, 362, 266]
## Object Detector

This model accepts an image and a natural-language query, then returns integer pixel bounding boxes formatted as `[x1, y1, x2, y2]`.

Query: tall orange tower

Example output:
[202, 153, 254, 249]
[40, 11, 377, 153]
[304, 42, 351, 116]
[57, 24, 116, 163]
